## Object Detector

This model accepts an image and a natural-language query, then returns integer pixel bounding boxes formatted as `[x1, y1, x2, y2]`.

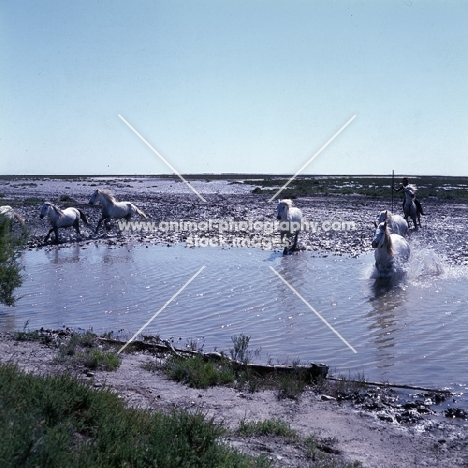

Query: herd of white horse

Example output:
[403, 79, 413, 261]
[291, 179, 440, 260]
[1, 187, 423, 279]
[0, 190, 146, 242]
[277, 198, 416, 278]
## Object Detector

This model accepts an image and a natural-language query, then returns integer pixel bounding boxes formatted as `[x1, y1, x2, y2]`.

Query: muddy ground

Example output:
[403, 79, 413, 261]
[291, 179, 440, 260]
[2, 177, 468, 466]
[1, 176, 468, 265]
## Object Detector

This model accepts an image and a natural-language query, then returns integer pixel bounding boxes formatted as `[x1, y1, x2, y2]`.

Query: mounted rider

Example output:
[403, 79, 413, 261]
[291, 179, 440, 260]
[393, 177, 425, 217]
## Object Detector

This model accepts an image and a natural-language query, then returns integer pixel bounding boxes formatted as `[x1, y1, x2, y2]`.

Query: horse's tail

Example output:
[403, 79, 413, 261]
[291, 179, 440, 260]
[135, 206, 147, 219]
[77, 208, 89, 225]
[415, 199, 425, 216]
[13, 212, 26, 229]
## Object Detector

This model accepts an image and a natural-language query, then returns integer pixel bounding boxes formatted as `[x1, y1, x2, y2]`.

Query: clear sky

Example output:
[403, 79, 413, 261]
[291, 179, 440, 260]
[1, 0, 467, 176]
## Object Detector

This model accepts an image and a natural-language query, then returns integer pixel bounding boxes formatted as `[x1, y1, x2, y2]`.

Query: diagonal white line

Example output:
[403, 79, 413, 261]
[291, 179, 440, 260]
[118, 114, 207, 203]
[117, 266, 206, 354]
[269, 266, 357, 353]
[269, 115, 356, 202]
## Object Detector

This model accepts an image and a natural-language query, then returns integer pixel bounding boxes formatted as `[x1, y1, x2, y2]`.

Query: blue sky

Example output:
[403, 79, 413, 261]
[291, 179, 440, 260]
[1, 0, 467, 176]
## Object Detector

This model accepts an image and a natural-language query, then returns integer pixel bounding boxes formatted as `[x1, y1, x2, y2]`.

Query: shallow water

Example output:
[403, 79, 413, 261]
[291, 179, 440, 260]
[2, 243, 468, 405]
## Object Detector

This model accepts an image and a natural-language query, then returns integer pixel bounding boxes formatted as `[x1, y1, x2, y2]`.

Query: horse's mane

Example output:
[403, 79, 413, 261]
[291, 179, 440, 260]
[46, 202, 65, 217]
[384, 224, 394, 255]
[280, 199, 293, 208]
[53, 204, 65, 217]
[98, 190, 117, 202]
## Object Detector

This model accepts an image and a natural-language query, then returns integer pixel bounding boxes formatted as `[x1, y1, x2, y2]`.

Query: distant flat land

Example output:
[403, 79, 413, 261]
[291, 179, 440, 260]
[2, 174, 467, 202]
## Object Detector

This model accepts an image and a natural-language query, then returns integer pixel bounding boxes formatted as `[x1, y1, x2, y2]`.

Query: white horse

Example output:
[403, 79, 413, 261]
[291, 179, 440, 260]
[88, 189, 147, 234]
[372, 221, 410, 278]
[40, 202, 89, 244]
[0, 205, 26, 229]
[375, 210, 408, 237]
[402, 184, 419, 229]
[276, 199, 302, 254]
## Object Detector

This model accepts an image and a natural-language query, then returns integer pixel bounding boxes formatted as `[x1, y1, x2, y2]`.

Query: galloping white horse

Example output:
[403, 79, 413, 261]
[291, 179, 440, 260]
[276, 199, 302, 254]
[372, 221, 410, 278]
[0, 205, 25, 229]
[402, 184, 419, 229]
[88, 189, 147, 234]
[40, 202, 89, 244]
[375, 210, 408, 237]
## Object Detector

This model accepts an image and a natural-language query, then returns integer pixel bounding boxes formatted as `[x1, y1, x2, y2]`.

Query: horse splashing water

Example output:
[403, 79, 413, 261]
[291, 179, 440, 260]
[88, 189, 147, 234]
[276, 199, 302, 254]
[372, 221, 410, 278]
[40, 202, 89, 244]
[375, 210, 408, 237]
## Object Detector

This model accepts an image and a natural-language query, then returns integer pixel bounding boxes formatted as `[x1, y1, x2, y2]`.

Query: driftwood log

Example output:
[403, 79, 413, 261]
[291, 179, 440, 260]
[98, 336, 329, 381]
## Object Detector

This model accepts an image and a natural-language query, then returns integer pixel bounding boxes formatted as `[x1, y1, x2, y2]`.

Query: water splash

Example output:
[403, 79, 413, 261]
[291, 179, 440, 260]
[406, 240, 468, 286]
[408, 247, 445, 280]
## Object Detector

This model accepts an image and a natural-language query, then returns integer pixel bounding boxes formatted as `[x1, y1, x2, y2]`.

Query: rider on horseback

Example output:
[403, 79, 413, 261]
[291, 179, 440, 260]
[394, 177, 425, 216]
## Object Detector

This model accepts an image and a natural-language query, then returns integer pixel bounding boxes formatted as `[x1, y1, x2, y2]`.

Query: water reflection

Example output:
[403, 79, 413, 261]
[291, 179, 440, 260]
[366, 276, 409, 373]
[44, 244, 82, 265]
[274, 253, 309, 324]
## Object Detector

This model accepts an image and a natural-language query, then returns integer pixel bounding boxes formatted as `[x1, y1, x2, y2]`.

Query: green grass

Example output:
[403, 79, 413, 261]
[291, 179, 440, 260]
[238, 418, 298, 439]
[236, 419, 362, 468]
[154, 335, 324, 399]
[0, 216, 26, 306]
[0, 363, 269, 468]
[55, 331, 121, 371]
[59, 194, 76, 203]
[22, 197, 44, 205]
[230, 334, 252, 364]
[13, 323, 55, 344]
[246, 175, 468, 202]
[164, 354, 235, 389]
[277, 372, 307, 400]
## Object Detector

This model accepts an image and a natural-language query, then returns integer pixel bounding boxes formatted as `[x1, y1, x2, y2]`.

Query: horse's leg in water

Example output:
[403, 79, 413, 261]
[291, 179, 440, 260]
[73, 219, 81, 235]
[411, 205, 418, 230]
[116, 213, 132, 235]
[291, 231, 299, 251]
[95, 217, 111, 234]
[416, 203, 422, 227]
[403, 202, 413, 229]
[282, 233, 298, 255]
[282, 233, 291, 255]
[44, 227, 54, 242]
[53, 226, 59, 244]
[95, 217, 104, 234]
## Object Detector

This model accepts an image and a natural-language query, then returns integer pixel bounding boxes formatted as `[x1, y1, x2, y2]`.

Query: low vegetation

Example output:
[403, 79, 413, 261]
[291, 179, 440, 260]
[14, 328, 121, 372]
[246, 175, 468, 201]
[0, 215, 27, 306]
[314, 372, 368, 400]
[238, 418, 298, 439]
[163, 354, 235, 389]
[54, 331, 120, 371]
[7, 329, 366, 467]
[0, 363, 269, 468]
[147, 335, 332, 401]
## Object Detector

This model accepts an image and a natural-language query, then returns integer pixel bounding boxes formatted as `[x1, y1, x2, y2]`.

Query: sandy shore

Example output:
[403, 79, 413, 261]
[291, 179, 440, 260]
[1, 332, 467, 467]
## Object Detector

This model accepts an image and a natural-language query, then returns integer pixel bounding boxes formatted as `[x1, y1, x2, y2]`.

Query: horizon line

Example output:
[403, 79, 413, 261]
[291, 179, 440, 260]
[1, 173, 465, 179]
